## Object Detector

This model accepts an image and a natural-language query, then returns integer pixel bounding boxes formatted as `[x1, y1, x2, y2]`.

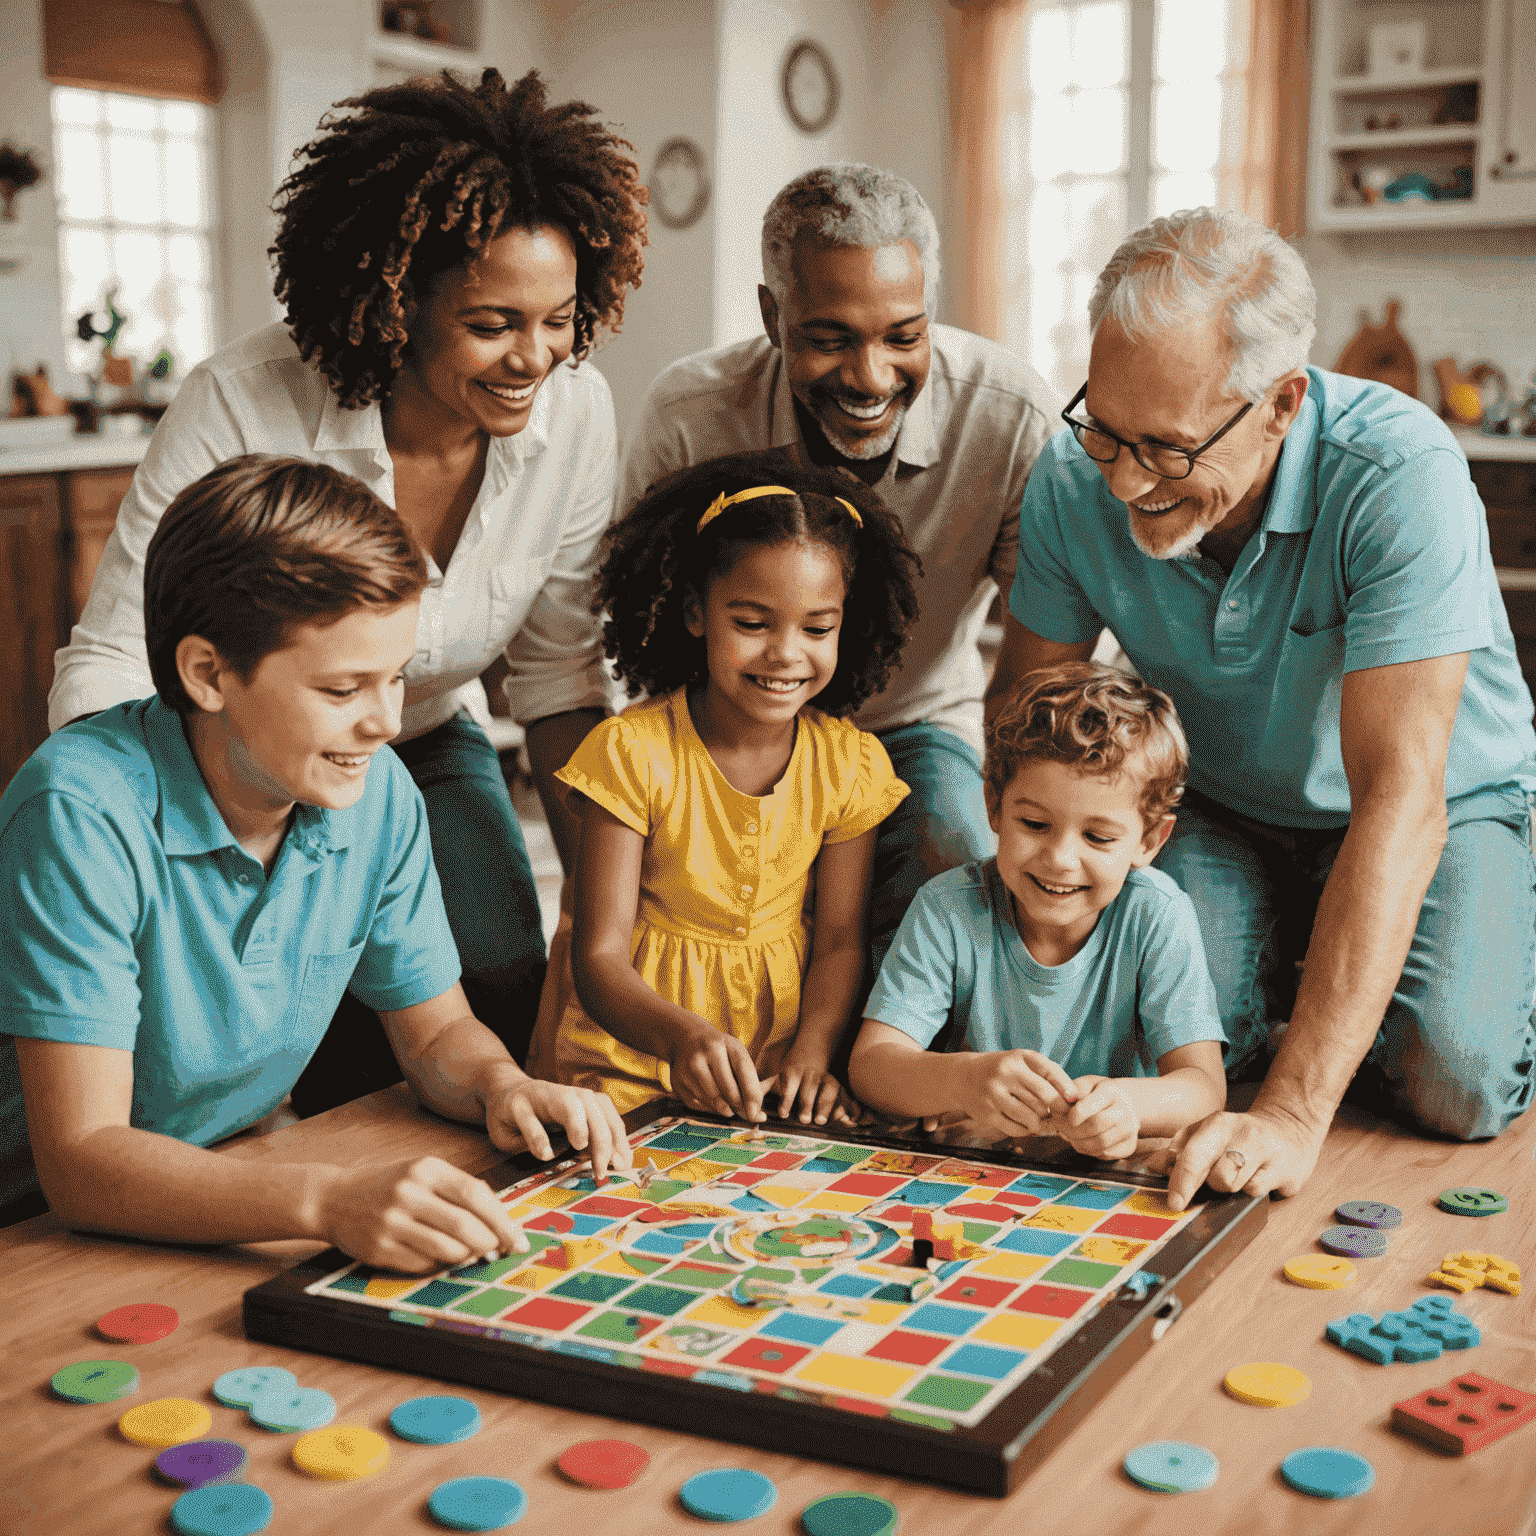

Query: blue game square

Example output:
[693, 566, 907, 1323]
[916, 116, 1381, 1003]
[819, 1273, 883, 1299]
[997, 1228, 1078, 1257]
[730, 1194, 776, 1214]
[800, 1157, 853, 1173]
[1051, 1183, 1125, 1211]
[631, 1232, 691, 1257]
[565, 1213, 619, 1237]
[647, 1129, 724, 1153]
[1004, 1173, 1078, 1200]
[620, 1283, 695, 1316]
[903, 1302, 986, 1337]
[758, 1313, 844, 1347]
[665, 1221, 721, 1239]
[900, 1180, 971, 1206]
[942, 1342, 1029, 1379]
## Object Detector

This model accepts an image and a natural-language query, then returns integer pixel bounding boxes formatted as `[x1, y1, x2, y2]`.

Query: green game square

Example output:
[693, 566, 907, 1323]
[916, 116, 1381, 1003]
[451, 1255, 526, 1283]
[818, 1142, 871, 1164]
[904, 1374, 991, 1412]
[659, 1263, 735, 1290]
[699, 1145, 762, 1165]
[451, 1288, 523, 1318]
[328, 1273, 371, 1294]
[405, 1279, 477, 1308]
[744, 1265, 796, 1285]
[615, 1252, 670, 1277]
[578, 1310, 657, 1345]
[549, 1272, 633, 1304]
[890, 1407, 956, 1430]
[1041, 1258, 1120, 1289]
[641, 1180, 692, 1202]
[960, 1222, 1000, 1243]
[619, 1283, 696, 1316]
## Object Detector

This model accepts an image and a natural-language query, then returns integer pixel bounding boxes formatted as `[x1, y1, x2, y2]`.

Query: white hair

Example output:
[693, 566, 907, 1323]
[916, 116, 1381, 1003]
[761, 163, 941, 311]
[1088, 208, 1317, 402]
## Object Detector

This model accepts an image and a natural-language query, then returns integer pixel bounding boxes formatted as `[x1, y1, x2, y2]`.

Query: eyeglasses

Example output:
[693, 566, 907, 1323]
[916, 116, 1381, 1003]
[1061, 384, 1254, 481]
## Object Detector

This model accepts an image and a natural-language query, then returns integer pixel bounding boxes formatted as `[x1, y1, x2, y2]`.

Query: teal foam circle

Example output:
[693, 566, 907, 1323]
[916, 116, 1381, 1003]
[428, 1476, 528, 1531]
[170, 1483, 274, 1536]
[1123, 1440, 1220, 1493]
[1280, 1447, 1375, 1499]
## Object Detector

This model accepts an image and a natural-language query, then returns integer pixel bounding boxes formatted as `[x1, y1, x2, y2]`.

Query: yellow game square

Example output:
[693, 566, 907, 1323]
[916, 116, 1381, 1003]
[974, 1313, 1062, 1350]
[971, 1251, 1052, 1281]
[797, 1191, 871, 1214]
[857, 1301, 906, 1327]
[498, 1203, 543, 1222]
[635, 1149, 686, 1171]
[686, 1294, 763, 1329]
[523, 1187, 583, 1210]
[593, 1250, 661, 1279]
[500, 1263, 565, 1291]
[1021, 1205, 1100, 1234]
[751, 1183, 812, 1208]
[794, 1353, 915, 1397]
[668, 1158, 733, 1184]
[1122, 1192, 1184, 1221]
[362, 1278, 419, 1299]
[1077, 1236, 1147, 1266]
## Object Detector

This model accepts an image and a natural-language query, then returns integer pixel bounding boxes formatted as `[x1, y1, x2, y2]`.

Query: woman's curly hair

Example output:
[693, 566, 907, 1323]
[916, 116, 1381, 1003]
[598, 450, 922, 717]
[270, 68, 648, 409]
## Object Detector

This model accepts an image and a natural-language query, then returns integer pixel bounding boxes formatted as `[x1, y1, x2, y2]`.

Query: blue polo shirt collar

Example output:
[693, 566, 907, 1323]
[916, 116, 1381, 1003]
[1257, 385, 1321, 537]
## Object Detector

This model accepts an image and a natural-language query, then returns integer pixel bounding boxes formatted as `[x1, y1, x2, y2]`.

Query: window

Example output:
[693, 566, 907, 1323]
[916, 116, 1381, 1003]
[50, 87, 217, 381]
[1006, 0, 1250, 400]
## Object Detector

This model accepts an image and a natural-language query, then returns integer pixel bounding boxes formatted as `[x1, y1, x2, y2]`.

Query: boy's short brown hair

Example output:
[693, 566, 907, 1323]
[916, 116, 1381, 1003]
[145, 454, 429, 715]
[985, 662, 1190, 829]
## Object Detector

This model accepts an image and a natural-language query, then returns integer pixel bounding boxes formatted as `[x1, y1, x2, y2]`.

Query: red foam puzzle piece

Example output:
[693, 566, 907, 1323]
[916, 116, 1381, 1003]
[1391, 1372, 1536, 1455]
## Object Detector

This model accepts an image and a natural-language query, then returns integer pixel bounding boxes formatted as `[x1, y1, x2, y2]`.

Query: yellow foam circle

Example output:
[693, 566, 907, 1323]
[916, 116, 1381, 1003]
[1283, 1253, 1356, 1290]
[292, 1425, 390, 1481]
[1224, 1361, 1312, 1407]
[118, 1397, 213, 1447]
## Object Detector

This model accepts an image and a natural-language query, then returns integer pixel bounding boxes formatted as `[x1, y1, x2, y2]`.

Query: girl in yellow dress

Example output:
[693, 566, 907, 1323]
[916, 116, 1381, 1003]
[526, 452, 920, 1125]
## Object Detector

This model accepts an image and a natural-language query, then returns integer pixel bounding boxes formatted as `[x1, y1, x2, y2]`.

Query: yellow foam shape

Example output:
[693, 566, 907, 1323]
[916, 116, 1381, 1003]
[1444, 1251, 1489, 1271]
[1224, 1362, 1310, 1407]
[1485, 1273, 1522, 1296]
[118, 1397, 212, 1448]
[292, 1425, 390, 1480]
[975, 1312, 1061, 1350]
[1427, 1269, 1478, 1293]
[1283, 1254, 1356, 1290]
[1021, 1206, 1100, 1234]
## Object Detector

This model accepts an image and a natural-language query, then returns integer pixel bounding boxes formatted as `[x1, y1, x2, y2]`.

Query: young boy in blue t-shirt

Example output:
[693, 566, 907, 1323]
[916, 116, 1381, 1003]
[850, 663, 1225, 1158]
[0, 454, 628, 1258]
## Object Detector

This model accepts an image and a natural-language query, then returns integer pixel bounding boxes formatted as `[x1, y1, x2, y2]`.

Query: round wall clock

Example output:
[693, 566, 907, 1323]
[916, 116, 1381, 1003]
[650, 137, 711, 231]
[781, 39, 839, 136]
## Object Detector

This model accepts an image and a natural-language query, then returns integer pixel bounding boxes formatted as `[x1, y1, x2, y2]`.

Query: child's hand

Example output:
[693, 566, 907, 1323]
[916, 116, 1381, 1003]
[762, 1053, 859, 1126]
[484, 1080, 632, 1181]
[962, 1049, 1077, 1138]
[1057, 1075, 1140, 1160]
[670, 1023, 768, 1122]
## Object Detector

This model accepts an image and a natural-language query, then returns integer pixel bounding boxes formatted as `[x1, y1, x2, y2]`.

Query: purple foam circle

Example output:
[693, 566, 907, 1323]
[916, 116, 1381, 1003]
[1333, 1200, 1403, 1231]
[1319, 1224, 1389, 1259]
[155, 1439, 249, 1488]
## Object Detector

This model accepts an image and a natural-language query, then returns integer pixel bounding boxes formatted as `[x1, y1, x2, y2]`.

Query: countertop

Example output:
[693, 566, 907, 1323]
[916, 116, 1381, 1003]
[0, 431, 151, 476]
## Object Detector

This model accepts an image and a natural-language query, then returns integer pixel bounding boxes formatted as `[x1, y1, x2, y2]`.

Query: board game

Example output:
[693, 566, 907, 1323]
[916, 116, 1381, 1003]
[244, 1104, 1266, 1495]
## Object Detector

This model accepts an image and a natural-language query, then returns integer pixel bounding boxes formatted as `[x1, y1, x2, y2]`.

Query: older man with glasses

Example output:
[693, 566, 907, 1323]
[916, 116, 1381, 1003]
[993, 207, 1536, 1206]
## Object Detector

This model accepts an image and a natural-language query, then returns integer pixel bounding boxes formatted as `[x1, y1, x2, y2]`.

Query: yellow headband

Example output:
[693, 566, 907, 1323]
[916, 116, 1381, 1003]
[695, 484, 862, 534]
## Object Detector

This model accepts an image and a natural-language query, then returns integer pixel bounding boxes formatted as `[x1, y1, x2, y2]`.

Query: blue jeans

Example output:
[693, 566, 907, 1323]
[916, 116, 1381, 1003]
[1156, 785, 1536, 1140]
[290, 713, 547, 1115]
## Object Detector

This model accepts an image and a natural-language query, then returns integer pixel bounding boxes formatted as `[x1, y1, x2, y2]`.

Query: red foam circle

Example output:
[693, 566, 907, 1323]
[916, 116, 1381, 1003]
[97, 1303, 179, 1344]
[556, 1437, 651, 1489]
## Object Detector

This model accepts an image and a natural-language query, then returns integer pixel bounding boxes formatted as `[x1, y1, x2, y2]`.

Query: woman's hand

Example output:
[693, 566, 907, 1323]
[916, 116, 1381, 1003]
[483, 1079, 632, 1180]
[762, 1052, 863, 1126]
[670, 1022, 768, 1122]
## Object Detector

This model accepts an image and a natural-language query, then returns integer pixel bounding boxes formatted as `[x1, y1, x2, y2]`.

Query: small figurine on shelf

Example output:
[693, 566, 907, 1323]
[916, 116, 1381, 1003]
[9, 362, 71, 418]
[0, 141, 42, 222]
[1432, 358, 1509, 429]
[382, 1, 451, 42]
[1335, 301, 1419, 400]
[76, 285, 134, 394]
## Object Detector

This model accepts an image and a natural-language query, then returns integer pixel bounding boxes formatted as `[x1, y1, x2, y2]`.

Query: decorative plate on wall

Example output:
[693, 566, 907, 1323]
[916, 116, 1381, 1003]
[649, 137, 711, 231]
[781, 39, 839, 136]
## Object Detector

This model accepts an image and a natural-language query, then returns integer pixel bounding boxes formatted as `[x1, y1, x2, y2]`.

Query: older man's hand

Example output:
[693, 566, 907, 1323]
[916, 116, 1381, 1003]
[1143, 1103, 1327, 1210]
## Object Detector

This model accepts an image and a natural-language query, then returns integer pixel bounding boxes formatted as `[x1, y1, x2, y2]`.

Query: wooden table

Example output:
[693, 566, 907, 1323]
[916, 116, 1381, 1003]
[3, 1086, 1533, 1536]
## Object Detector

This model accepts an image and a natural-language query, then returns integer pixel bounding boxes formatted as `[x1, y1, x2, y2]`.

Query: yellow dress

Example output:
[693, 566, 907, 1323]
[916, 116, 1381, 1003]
[526, 688, 909, 1112]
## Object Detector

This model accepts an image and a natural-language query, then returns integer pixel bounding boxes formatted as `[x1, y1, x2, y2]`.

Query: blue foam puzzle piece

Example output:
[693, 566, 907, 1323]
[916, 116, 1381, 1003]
[1324, 1299, 1479, 1364]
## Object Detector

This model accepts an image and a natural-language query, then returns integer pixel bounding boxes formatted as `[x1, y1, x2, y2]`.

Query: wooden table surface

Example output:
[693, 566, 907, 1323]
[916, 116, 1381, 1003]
[3, 1086, 1534, 1536]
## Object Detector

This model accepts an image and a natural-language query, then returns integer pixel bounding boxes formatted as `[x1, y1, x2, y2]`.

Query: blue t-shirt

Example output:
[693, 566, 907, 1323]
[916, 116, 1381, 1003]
[0, 697, 461, 1207]
[865, 861, 1225, 1078]
[1011, 369, 1536, 828]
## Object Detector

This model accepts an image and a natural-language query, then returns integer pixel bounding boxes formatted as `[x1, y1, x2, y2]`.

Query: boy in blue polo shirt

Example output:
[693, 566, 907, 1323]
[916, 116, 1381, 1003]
[849, 664, 1226, 1156]
[0, 455, 628, 1263]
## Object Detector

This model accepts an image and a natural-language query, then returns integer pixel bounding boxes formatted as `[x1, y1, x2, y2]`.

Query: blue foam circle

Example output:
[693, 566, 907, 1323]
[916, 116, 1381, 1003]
[389, 1394, 482, 1445]
[170, 1483, 274, 1536]
[212, 1367, 297, 1409]
[248, 1385, 335, 1432]
[680, 1468, 778, 1522]
[1280, 1447, 1375, 1499]
[801, 1490, 899, 1535]
[428, 1476, 528, 1531]
[1123, 1440, 1220, 1493]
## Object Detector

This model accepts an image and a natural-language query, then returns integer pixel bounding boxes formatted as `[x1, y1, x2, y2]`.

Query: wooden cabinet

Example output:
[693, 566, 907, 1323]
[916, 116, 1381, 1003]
[1471, 454, 1536, 704]
[64, 466, 136, 629]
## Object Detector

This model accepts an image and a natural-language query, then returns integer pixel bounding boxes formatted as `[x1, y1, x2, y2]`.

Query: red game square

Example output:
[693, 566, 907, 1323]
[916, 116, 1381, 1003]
[938, 1277, 1018, 1309]
[834, 1396, 890, 1417]
[750, 1152, 803, 1170]
[1010, 1284, 1092, 1319]
[722, 1169, 769, 1186]
[868, 1330, 951, 1366]
[523, 1211, 575, 1234]
[721, 1339, 812, 1374]
[947, 1202, 1021, 1224]
[828, 1172, 910, 1196]
[878, 1204, 917, 1225]
[500, 1297, 592, 1331]
[932, 1161, 1019, 1189]
[989, 1190, 1045, 1210]
[1094, 1212, 1177, 1241]
[569, 1195, 651, 1218]
[642, 1357, 696, 1379]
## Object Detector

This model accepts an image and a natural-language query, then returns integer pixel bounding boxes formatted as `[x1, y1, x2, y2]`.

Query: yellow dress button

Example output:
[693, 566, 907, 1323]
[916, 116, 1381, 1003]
[119, 1397, 213, 1447]
[734, 926, 747, 937]
[740, 885, 753, 898]
[745, 821, 758, 834]
[292, 1424, 391, 1480]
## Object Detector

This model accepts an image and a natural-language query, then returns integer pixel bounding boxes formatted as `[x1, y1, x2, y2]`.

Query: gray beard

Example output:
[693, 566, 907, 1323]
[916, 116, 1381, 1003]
[1128, 512, 1210, 561]
[793, 380, 908, 461]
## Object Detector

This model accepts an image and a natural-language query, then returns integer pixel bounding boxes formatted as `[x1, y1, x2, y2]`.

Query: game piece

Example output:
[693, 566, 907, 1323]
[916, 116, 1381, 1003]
[1283, 1254, 1356, 1289]
[390, 1394, 482, 1445]
[169, 1482, 274, 1536]
[1121, 1271, 1163, 1301]
[51, 1359, 139, 1404]
[1334, 1200, 1402, 1231]
[556, 1438, 651, 1489]
[1391, 1372, 1536, 1456]
[291, 1425, 390, 1480]
[97, 1302, 179, 1344]
[212, 1367, 298, 1409]
[428, 1477, 528, 1531]
[1223, 1362, 1311, 1407]
[119, 1397, 214, 1448]
[1426, 1250, 1521, 1297]
[680, 1468, 778, 1522]
[911, 1238, 934, 1267]
[155, 1440, 249, 1488]
[1437, 1187, 1507, 1217]
[800, 1490, 900, 1535]
[1278, 1447, 1375, 1499]
[1318, 1225, 1387, 1259]
[1323, 1299, 1480, 1364]
[248, 1385, 336, 1432]
[1122, 1440, 1219, 1493]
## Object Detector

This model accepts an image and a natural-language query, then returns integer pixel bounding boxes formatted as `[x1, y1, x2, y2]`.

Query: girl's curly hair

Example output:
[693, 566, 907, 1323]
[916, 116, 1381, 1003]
[269, 68, 648, 409]
[598, 450, 921, 717]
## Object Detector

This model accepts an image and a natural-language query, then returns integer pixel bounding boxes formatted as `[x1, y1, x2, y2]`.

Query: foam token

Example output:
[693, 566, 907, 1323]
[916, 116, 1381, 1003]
[801, 1490, 900, 1535]
[680, 1468, 778, 1522]
[1122, 1440, 1220, 1493]
[1319, 1225, 1388, 1259]
[97, 1302, 179, 1344]
[249, 1385, 335, 1433]
[1279, 1447, 1375, 1499]
[390, 1394, 482, 1445]
[291, 1424, 390, 1480]
[51, 1359, 139, 1404]
[1283, 1254, 1356, 1290]
[1224, 1362, 1311, 1407]
[155, 1440, 249, 1488]
[556, 1438, 650, 1489]
[428, 1475, 528, 1531]
[169, 1483, 274, 1536]
[1335, 1200, 1402, 1231]
[1438, 1187, 1507, 1217]
[212, 1367, 297, 1408]
[119, 1397, 214, 1448]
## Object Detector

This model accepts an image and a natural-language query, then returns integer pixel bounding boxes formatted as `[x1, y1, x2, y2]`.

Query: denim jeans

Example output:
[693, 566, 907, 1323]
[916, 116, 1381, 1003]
[1156, 784, 1536, 1140]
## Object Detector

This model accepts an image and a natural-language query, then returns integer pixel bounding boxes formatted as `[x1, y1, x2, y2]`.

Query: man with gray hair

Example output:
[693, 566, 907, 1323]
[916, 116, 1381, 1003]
[997, 206, 1535, 1202]
[619, 163, 1059, 964]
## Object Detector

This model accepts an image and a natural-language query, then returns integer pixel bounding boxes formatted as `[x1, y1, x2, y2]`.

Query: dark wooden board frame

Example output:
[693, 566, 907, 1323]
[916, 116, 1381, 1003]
[244, 1101, 1267, 1496]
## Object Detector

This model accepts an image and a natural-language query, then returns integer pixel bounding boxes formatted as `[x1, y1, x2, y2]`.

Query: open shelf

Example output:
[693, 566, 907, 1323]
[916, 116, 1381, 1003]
[1331, 124, 1482, 150]
[1330, 65, 1484, 93]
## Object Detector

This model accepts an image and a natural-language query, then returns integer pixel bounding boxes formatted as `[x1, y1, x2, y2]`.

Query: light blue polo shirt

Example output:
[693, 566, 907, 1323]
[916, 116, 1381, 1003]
[1011, 369, 1536, 827]
[866, 861, 1225, 1078]
[0, 696, 461, 1208]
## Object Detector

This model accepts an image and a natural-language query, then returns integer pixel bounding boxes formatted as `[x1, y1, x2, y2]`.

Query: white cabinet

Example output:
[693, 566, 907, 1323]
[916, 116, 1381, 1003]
[1308, 0, 1536, 230]
[369, 1, 489, 87]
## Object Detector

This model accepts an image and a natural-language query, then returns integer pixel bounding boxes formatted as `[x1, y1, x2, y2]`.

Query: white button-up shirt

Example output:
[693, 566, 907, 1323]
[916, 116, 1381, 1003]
[49, 322, 615, 741]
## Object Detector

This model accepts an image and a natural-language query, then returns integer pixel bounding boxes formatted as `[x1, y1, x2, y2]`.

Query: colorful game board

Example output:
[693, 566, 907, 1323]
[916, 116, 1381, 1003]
[245, 1106, 1266, 1494]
